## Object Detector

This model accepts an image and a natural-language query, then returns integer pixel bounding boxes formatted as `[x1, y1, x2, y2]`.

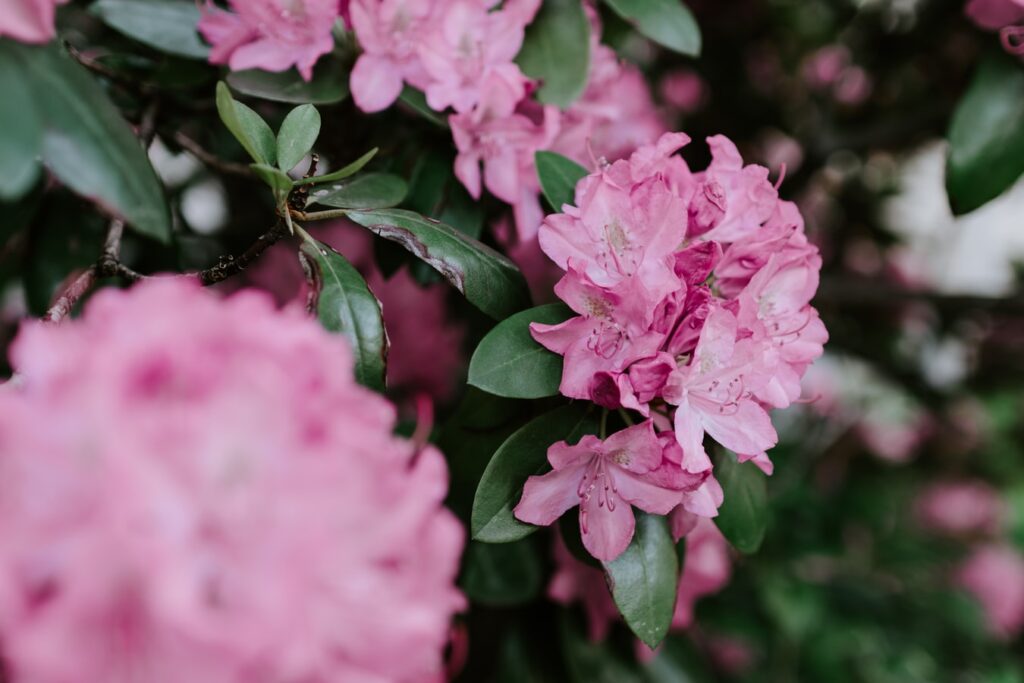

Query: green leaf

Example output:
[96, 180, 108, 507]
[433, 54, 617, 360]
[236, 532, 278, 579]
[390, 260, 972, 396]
[249, 163, 293, 205]
[516, 0, 591, 107]
[603, 0, 702, 56]
[471, 404, 598, 543]
[309, 173, 408, 210]
[216, 81, 277, 166]
[468, 303, 570, 398]
[946, 54, 1024, 215]
[712, 450, 768, 553]
[3, 42, 170, 241]
[90, 0, 209, 59]
[294, 147, 378, 187]
[603, 512, 678, 649]
[276, 104, 320, 173]
[0, 50, 42, 201]
[299, 239, 388, 392]
[535, 151, 587, 213]
[461, 539, 542, 606]
[561, 613, 647, 683]
[398, 86, 448, 128]
[226, 62, 350, 104]
[346, 208, 531, 320]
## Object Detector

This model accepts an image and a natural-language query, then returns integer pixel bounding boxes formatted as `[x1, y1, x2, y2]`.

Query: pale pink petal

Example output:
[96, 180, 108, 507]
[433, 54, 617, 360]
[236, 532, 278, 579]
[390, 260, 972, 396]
[351, 54, 405, 112]
[514, 464, 588, 527]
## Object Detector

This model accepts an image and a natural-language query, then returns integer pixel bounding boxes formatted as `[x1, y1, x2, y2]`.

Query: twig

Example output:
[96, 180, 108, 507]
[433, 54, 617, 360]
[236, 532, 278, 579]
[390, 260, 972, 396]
[193, 222, 289, 286]
[45, 268, 97, 324]
[173, 132, 253, 178]
[291, 208, 350, 221]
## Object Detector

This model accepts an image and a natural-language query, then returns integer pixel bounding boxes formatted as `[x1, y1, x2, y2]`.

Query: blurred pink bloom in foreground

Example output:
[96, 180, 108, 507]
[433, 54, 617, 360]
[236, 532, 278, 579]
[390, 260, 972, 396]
[915, 481, 1006, 537]
[198, 0, 343, 80]
[957, 544, 1024, 638]
[0, 279, 464, 682]
[0, 0, 67, 43]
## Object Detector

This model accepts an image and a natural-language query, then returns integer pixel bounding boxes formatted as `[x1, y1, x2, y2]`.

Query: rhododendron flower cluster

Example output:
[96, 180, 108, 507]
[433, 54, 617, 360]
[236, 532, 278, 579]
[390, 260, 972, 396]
[0, 280, 464, 683]
[198, 0, 344, 80]
[515, 132, 826, 561]
[0, 0, 67, 43]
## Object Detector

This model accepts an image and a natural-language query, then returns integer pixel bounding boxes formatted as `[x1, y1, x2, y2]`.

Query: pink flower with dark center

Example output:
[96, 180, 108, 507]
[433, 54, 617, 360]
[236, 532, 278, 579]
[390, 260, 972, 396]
[514, 421, 700, 561]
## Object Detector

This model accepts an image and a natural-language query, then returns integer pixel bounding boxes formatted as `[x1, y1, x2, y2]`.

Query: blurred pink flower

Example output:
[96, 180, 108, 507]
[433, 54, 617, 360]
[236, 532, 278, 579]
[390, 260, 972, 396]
[673, 518, 732, 629]
[965, 0, 1024, 30]
[198, 0, 342, 81]
[915, 481, 1006, 537]
[659, 68, 707, 114]
[0, 279, 464, 682]
[548, 536, 620, 642]
[0, 0, 67, 43]
[956, 544, 1024, 638]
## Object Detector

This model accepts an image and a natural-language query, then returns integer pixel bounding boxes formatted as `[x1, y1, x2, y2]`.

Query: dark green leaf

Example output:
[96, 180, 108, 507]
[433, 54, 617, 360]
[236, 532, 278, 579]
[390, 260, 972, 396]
[471, 404, 598, 543]
[398, 86, 448, 128]
[4, 42, 170, 241]
[712, 449, 768, 553]
[0, 50, 42, 200]
[276, 104, 320, 172]
[216, 81, 277, 166]
[561, 613, 646, 683]
[603, 512, 678, 649]
[347, 208, 531, 319]
[461, 539, 542, 606]
[227, 61, 350, 104]
[946, 55, 1024, 214]
[294, 147, 378, 186]
[90, 0, 209, 59]
[300, 239, 388, 392]
[249, 163, 293, 204]
[516, 0, 591, 107]
[603, 0, 702, 56]
[468, 303, 570, 398]
[310, 173, 408, 210]
[535, 151, 587, 213]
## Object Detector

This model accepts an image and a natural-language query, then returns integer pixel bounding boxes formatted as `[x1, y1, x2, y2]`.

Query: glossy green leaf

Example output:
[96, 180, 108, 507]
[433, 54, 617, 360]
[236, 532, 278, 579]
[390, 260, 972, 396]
[603, 512, 678, 649]
[461, 539, 542, 606]
[603, 0, 702, 56]
[276, 104, 320, 173]
[347, 209, 531, 319]
[468, 303, 570, 398]
[535, 151, 587, 212]
[216, 81, 277, 166]
[227, 62, 350, 104]
[712, 449, 768, 553]
[90, 0, 209, 59]
[516, 0, 591, 107]
[300, 239, 387, 392]
[309, 173, 408, 210]
[0, 50, 42, 200]
[946, 55, 1024, 215]
[398, 86, 448, 128]
[249, 164, 293, 205]
[471, 404, 598, 543]
[4, 42, 170, 241]
[294, 148, 378, 187]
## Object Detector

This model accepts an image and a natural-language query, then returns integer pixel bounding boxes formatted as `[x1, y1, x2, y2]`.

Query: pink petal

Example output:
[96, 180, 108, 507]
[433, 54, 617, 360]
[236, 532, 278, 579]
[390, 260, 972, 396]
[514, 464, 587, 527]
[580, 488, 636, 562]
[350, 54, 405, 113]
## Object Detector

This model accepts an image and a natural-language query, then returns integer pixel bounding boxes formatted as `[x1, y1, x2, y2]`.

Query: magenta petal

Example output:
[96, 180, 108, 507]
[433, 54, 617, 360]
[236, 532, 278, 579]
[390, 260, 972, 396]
[514, 464, 587, 527]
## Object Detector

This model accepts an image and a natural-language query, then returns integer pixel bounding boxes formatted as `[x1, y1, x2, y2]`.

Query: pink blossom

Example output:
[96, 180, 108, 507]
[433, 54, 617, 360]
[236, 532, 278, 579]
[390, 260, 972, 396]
[198, 0, 341, 81]
[672, 518, 732, 629]
[0, 0, 67, 43]
[659, 68, 707, 114]
[915, 482, 1006, 537]
[956, 544, 1024, 638]
[696, 136, 779, 243]
[548, 536, 620, 641]
[965, 0, 1024, 30]
[514, 421, 702, 561]
[0, 279, 464, 682]
[348, 0, 436, 112]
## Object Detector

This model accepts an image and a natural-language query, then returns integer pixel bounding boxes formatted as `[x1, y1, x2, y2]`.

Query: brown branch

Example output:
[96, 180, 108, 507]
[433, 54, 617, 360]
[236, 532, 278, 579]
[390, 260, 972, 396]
[173, 132, 253, 178]
[45, 268, 97, 324]
[194, 222, 289, 286]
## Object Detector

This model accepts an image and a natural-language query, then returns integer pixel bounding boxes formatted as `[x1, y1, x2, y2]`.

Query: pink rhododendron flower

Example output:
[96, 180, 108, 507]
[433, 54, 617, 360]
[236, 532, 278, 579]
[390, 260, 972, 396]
[673, 518, 732, 629]
[548, 536, 621, 642]
[915, 481, 1006, 537]
[659, 68, 707, 114]
[521, 131, 825, 546]
[956, 544, 1024, 638]
[0, 279, 465, 682]
[514, 421, 704, 561]
[198, 0, 342, 81]
[0, 0, 67, 43]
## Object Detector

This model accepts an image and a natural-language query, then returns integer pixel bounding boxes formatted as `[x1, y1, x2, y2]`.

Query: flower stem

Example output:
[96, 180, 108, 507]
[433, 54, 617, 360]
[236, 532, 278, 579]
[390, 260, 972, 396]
[599, 409, 608, 439]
